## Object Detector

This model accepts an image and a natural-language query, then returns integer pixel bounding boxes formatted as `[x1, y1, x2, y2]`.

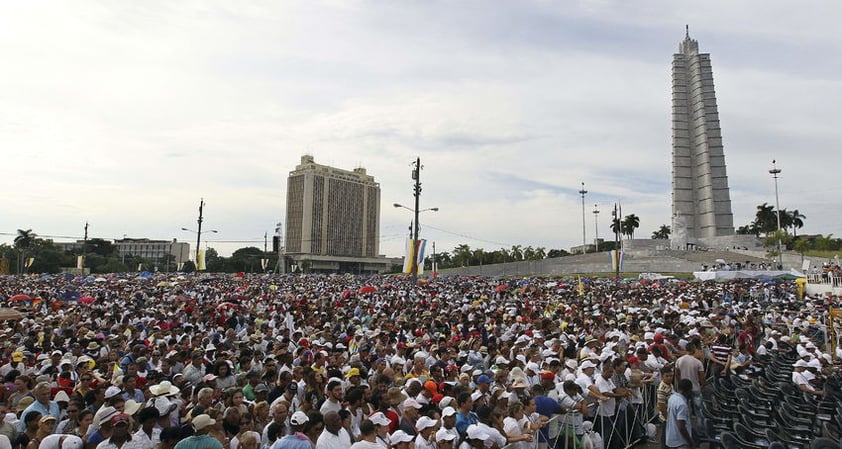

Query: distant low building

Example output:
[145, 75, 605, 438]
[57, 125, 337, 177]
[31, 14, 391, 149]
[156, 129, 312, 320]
[58, 238, 190, 265]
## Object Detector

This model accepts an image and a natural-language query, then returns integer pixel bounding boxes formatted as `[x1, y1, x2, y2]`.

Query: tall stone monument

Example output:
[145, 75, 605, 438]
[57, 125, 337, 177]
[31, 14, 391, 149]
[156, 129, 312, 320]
[671, 26, 735, 247]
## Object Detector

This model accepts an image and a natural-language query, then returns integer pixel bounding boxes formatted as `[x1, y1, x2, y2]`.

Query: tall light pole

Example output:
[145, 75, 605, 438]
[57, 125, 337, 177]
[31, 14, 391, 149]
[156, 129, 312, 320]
[769, 160, 783, 265]
[593, 204, 600, 252]
[182, 199, 217, 271]
[394, 199, 439, 285]
[578, 182, 588, 254]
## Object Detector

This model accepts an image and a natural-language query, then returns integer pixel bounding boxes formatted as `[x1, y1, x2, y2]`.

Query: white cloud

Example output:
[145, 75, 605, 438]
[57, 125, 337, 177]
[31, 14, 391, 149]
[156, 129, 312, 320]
[1, 0, 840, 259]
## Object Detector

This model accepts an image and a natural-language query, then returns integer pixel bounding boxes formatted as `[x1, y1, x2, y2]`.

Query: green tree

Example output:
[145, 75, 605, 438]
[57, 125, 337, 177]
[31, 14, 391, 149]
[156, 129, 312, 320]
[227, 247, 265, 272]
[13, 229, 36, 273]
[452, 244, 472, 267]
[547, 249, 570, 258]
[205, 247, 224, 272]
[86, 238, 118, 257]
[510, 245, 523, 261]
[753, 203, 777, 235]
[621, 214, 640, 239]
[610, 217, 621, 238]
[534, 247, 546, 259]
[788, 209, 806, 236]
[651, 225, 671, 240]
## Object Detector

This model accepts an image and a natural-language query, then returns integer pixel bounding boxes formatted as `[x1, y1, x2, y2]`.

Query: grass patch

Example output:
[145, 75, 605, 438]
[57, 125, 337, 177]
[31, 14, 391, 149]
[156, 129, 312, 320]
[803, 250, 842, 259]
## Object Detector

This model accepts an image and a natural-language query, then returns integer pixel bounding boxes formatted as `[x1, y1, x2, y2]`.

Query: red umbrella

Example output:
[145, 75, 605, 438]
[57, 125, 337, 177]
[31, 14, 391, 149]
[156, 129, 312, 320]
[217, 302, 239, 311]
[8, 294, 30, 302]
[494, 285, 507, 293]
[341, 290, 353, 300]
[79, 296, 95, 304]
[358, 286, 377, 294]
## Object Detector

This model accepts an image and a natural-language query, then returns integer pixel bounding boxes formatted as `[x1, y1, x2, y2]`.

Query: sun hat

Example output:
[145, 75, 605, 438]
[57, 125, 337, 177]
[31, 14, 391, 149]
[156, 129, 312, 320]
[192, 414, 216, 431]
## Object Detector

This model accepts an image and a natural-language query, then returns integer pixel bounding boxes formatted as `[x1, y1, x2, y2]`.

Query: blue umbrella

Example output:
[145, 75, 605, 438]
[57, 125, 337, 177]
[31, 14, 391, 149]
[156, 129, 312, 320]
[61, 291, 81, 301]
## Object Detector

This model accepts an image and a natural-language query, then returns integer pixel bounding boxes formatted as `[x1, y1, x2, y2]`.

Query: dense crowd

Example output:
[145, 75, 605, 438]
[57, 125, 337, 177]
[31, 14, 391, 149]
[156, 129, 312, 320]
[0, 271, 837, 449]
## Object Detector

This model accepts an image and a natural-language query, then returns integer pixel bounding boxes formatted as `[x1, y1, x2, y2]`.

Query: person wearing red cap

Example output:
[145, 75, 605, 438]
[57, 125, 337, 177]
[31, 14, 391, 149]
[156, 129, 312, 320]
[97, 414, 146, 449]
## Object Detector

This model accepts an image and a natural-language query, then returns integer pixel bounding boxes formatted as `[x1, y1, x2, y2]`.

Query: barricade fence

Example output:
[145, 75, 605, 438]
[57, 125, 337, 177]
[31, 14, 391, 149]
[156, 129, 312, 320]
[500, 390, 659, 449]
[807, 273, 842, 287]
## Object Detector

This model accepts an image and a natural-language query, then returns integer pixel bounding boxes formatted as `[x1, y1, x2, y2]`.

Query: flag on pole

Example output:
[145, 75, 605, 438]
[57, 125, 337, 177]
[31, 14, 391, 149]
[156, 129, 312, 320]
[197, 249, 206, 271]
[609, 250, 624, 272]
[25, 258, 35, 268]
[76, 256, 85, 269]
[260, 259, 269, 270]
[577, 276, 585, 297]
[402, 239, 426, 274]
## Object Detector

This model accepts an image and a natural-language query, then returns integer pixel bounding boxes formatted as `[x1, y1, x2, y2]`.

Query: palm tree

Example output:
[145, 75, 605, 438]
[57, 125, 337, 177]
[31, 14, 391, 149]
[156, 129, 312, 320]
[753, 203, 777, 235]
[610, 217, 621, 238]
[621, 214, 640, 239]
[510, 245, 523, 261]
[534, 247, 546, 259]
[452, 244, 472, 267]
[523, 246, 536, 260]
[651, 225, 671, 240]
[13, 229, 36, 274]
[789, 209, 806, 236]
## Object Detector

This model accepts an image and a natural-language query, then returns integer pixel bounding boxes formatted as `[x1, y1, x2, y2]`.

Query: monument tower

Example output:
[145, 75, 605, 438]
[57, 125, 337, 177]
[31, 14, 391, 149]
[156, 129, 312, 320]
[671, 26, 735, 245]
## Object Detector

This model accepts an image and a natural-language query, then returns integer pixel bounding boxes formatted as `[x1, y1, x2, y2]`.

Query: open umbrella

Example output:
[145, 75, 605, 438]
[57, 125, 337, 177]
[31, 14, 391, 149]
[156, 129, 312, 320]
[0, 308, 24, 320]
[217, 302, 239, 311]
[494, 285, 508, 293]
[61, 291, 81, 301]
[8, 294, 30, 302]
[358, 286, 377, 294]
[79, 296, 96, 304]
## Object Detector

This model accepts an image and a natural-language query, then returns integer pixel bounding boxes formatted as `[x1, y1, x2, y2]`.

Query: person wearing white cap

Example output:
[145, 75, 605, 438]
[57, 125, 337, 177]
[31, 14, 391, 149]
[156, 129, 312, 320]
[367, 413, 392, 448]
[438, 407, 460, 443]
[435, 429, 456, 449]
[271, 412, 312, 449]
[175, 415, 223, 449]
[791, 360, 823, 396]
[398, 398, 422, 436]
[414, 416, 438, 449]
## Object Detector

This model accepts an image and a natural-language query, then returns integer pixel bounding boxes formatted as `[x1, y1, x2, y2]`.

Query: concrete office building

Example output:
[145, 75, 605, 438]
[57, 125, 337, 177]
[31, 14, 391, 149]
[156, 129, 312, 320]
[58, 238, 190, 266]
[671, 27, 740, 249]
[285, 155, 398, 273]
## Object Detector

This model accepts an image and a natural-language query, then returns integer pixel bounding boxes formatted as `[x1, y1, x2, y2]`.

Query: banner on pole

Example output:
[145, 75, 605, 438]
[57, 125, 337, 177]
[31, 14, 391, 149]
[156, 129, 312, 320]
[197, 249, 206, 271]
[260, 259, 269, 270]
[25, 258, 35, 268]
[609, 250, 624, 271]
[76, 256, 85, 269]
[402, 239, 426, 274]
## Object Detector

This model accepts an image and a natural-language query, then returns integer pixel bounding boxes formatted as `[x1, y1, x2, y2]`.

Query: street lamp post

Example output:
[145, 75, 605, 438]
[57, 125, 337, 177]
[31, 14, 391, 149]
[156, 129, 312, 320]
[182, 200, 217, 271]
[769, 160, 783, 267]
[593, 204, 600, 252]
[394, 200, 439, 284]
[578, 182, 588, 254]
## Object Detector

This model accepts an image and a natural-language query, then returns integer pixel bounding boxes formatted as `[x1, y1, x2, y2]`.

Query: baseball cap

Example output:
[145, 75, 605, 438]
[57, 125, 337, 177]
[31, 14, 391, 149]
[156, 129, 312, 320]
[416, 416, 437, 431]
[436, 429, 457, 442]
[441, 406, 457, 417]
[369, 412, 391, 426]
[390, 430, 414, 444]
[403, 398, 422, 409]
[111, 414, 130, 426]
[104, 386, 123, 399]
[476, 374, 492, 384]
[290, 411, 309, 426]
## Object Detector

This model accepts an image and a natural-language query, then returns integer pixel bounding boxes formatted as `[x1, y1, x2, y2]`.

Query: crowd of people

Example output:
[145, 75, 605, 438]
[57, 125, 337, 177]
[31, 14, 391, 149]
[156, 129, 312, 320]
[0, 271, 837, 449]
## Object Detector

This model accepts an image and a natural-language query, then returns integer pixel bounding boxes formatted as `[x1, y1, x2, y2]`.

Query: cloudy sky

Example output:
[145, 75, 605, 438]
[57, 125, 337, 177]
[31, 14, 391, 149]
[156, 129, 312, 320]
[1, 1, 840, 259]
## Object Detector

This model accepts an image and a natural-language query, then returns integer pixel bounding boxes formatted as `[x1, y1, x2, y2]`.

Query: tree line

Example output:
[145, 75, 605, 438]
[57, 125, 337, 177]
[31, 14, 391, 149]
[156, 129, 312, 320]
[0, 229, 283, 274]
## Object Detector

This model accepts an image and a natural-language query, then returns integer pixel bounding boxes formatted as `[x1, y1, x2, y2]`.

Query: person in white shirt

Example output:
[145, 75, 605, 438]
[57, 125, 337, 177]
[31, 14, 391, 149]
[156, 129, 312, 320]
[350, 420, 386, 449]
[316, 412, 353, 449]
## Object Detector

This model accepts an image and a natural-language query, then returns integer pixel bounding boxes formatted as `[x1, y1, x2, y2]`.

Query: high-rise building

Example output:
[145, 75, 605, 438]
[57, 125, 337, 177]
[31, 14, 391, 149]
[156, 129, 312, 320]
[671, 27, 735, 244]
[285, 155, 395, 273]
